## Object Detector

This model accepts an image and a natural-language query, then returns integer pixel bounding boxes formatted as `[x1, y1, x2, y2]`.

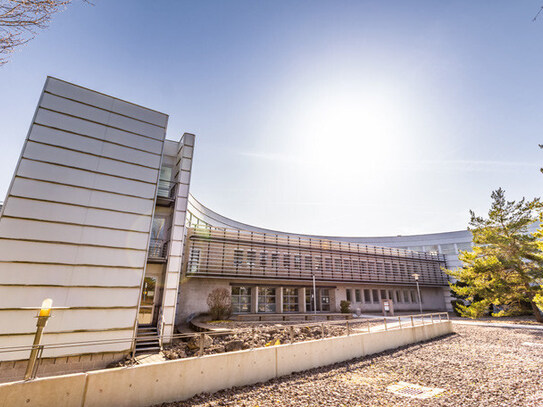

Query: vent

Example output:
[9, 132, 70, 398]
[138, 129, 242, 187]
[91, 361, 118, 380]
[387, 381, 444, 399]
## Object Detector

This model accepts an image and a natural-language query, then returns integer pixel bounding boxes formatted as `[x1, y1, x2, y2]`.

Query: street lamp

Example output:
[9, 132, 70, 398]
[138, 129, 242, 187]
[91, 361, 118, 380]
[412, 274, 423, 315]
[24, 298, 53, 380]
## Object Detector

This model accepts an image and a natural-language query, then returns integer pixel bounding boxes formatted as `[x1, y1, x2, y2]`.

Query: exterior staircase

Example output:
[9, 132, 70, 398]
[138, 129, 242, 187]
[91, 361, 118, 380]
[135, 325, 161, 355]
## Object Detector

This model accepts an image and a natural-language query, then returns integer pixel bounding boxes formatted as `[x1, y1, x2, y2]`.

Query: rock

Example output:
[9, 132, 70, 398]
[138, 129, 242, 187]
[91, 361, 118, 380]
[224, 339, 244, 352]
[187, 334, 213, 350]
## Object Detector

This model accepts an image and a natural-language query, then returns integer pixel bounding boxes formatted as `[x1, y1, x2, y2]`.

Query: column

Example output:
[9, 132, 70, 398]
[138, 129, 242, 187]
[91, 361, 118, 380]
[299, 287, 306, 313]
[161, 133, 195, 343]
[277, 287, 284, 314]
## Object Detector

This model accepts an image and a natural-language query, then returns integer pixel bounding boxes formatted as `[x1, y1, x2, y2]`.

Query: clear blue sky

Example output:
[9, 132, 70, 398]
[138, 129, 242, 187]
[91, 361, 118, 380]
[1, 1, 542, 236]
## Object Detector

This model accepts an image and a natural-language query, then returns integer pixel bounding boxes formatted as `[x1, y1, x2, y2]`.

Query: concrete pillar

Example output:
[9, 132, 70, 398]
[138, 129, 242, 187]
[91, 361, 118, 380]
[277, 287, 283, 313]
[251, 286, 259, 313]
[299, 287, 306, 313]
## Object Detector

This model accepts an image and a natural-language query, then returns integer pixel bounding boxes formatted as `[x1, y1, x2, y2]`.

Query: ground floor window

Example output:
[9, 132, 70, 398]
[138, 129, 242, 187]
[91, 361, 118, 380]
[258, 287, 276, 312]
[364, 289, 371, 303]
[231, 286, 252, 313]
[283, 288, 299, 312]
[355, 289, 361, 302]
[320, 288, 330, 311]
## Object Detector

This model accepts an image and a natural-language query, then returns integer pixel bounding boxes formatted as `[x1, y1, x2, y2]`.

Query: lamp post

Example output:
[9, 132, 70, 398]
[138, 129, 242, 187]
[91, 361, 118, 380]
[312, 273, 317, 314]
[412, 274, 423, 315]
[24, 298, 53, 380]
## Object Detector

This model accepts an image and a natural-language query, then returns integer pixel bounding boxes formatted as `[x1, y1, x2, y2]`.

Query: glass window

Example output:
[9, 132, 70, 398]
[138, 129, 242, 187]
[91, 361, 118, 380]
[380, 289, 387, 300]
[188, 247, 200, 274]
[440, 244, 456, 255]
[305, 256, 312, 271]
[424, 245, 439, 254]
[352, 260, 359, 273]
[410, 290, 417, 303]
[283, 288, 299, 312]
[234, 249, 243, 267]
[157, 166, 173, 198]
[343, 259, 352, 273]
[395, 290, 401, 303]
[231, 286, 252, 313]
[151, 217, 167, 241]
[346, 289, 352, 302]
[247, 251, 256, 267]
[258, 287, 276, 313]
[315, 256, 323, 271]
[271, 253, 279, 269]
[283, 254, 291, 269]
[372, 289, 379, 302]
[294, 255, 302, 271]
[456, 242, 472, 252]
[260, 251, 267, 267]
[364, 289, 371, 303]
[334, 258, 343, 272]
[355, 289, 361, 302]
[321, 289, 330, 311]
[325, 258, 333, 273]
[403, 290, 410, 303]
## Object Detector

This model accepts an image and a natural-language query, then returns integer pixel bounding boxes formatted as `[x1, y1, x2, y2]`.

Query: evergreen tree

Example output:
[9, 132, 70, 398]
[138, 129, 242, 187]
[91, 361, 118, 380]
[447, 188, 543, 322]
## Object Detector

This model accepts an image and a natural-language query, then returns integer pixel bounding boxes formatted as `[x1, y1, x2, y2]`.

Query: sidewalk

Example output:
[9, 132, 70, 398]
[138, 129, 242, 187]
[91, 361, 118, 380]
[356, 313, 543, 331]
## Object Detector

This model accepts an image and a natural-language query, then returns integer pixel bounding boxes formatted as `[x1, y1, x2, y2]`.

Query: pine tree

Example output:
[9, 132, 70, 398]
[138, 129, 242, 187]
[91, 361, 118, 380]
[447, 188, 543, 322]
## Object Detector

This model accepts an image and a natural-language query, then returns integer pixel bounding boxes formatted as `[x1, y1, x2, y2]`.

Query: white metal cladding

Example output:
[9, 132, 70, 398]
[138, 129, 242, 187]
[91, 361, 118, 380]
[0, 77, 167, 360]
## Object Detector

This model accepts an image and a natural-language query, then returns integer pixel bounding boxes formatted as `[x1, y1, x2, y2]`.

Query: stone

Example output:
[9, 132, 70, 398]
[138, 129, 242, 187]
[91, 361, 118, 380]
[224, 340, 244, 352]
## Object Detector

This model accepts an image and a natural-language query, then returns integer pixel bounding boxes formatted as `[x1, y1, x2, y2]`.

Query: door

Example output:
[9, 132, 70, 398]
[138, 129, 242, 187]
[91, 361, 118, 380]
[138, 276, 157, 325]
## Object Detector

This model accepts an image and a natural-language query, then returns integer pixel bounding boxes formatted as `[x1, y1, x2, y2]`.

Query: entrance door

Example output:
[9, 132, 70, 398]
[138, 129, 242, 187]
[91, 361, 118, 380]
[138, 276, 157, 325]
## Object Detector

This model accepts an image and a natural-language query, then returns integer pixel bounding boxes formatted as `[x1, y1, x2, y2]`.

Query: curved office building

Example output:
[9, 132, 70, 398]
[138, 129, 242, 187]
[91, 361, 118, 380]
[0, 78, 469, 380]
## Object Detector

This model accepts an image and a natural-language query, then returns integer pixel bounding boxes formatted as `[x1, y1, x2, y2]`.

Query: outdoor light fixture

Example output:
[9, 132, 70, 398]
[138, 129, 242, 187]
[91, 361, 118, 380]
[24, 298, 53, 380]
[412, 274, 423, 315]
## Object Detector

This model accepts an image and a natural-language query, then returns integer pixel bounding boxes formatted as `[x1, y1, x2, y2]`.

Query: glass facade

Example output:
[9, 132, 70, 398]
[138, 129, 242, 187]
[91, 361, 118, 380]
[258, 287, 276, 312]
[231, 286, 252, 313]
[283, 288, 299, 312]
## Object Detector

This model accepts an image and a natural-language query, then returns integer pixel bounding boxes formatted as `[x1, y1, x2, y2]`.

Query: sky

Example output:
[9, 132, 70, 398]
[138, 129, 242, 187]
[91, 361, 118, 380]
[1, 1, 543, 236]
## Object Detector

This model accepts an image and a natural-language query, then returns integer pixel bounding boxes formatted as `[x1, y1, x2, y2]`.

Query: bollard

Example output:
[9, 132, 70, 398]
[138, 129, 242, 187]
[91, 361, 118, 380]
[198, 333, 204, 357]
[383, 318, 388, 331]
[321, 323, 325, 339]
[251, 327, 255, 349]
[410, 315, 414, 327]
[398, 316, 402, 329]
[439, 313, 442, 322]
[346, 321, 351, 336]
[289, 326, 294, 343]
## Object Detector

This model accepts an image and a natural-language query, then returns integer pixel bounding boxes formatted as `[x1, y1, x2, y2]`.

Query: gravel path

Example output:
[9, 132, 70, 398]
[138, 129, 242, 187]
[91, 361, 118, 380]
[158, 325, 543, 406]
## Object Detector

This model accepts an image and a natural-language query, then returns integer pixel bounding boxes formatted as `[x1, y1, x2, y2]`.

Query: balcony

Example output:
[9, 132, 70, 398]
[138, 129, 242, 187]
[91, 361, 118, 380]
[148, 239, 169, 262]
[156, 180, 176, 206]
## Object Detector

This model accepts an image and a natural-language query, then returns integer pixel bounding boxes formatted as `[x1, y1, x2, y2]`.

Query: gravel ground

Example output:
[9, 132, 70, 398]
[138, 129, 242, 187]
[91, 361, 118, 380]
[157, 325, 543, 407]
[450, 315, 543, 326]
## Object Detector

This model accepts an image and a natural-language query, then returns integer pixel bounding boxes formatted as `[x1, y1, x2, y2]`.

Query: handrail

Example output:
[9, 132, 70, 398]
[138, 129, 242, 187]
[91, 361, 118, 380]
[0, 312, 449, 356]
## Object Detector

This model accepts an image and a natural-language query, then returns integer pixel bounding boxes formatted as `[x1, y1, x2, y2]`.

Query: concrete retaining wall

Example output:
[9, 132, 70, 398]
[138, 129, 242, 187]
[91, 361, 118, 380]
[0, 321, 452, 407]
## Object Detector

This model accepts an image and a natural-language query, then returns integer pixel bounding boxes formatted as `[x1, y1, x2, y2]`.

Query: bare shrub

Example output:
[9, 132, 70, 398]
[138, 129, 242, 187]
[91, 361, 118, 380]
[207, 288, 232, 320]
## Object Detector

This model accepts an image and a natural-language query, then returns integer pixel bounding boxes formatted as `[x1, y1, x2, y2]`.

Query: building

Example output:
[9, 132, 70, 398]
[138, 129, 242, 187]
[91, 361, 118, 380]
[0, 78, 470, 379]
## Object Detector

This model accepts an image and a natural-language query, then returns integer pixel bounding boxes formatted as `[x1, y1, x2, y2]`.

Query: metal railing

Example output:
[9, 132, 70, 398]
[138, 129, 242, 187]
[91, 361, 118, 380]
[2, 312, 449, 379]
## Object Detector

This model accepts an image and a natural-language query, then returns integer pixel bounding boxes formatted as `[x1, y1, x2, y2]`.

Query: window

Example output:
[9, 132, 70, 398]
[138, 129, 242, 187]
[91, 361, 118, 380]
[231, 286, 251, 313]
[315, 256, 323, 272]
[352, 260, 359, 273]
[395, 290, 402, 303]
[325, 258, 333, 273]
[304, 256, 312, 271]
[260, 251, 267, 267]
[456, 242, 472, 252]
[354, 289, 361, 302]
[188, 247, 200, 274]
[283, 254, 291, 269]
[283, 288, 299, 312]
[364, 289, 371, 303]
[410, 290, 417, 303]
[321, 289, 330, 311]
[380, 289, 387, 300]
[334, 258, 343, 272]
[346, 289, 352, 302]
[294, 255, 302, 271]
[409, 246, 423, 252]
[258, 287, 276, 313]
[271, 253, 279, 269]
[403, 290, 410, 303]
[424, 245, 439, 254]
[234, 249, 244, 267]
[343, 259, 352, 273]
[247, 251, 256, 267]
[157, 166, 173, 198]
[440, 244, 456, 255]
[372, 289, 379, 302]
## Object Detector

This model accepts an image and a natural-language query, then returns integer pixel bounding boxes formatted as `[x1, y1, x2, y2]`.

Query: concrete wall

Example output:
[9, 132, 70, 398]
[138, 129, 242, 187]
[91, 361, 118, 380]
[0, 321, 452, 407]
[0, 77, 167, 360]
